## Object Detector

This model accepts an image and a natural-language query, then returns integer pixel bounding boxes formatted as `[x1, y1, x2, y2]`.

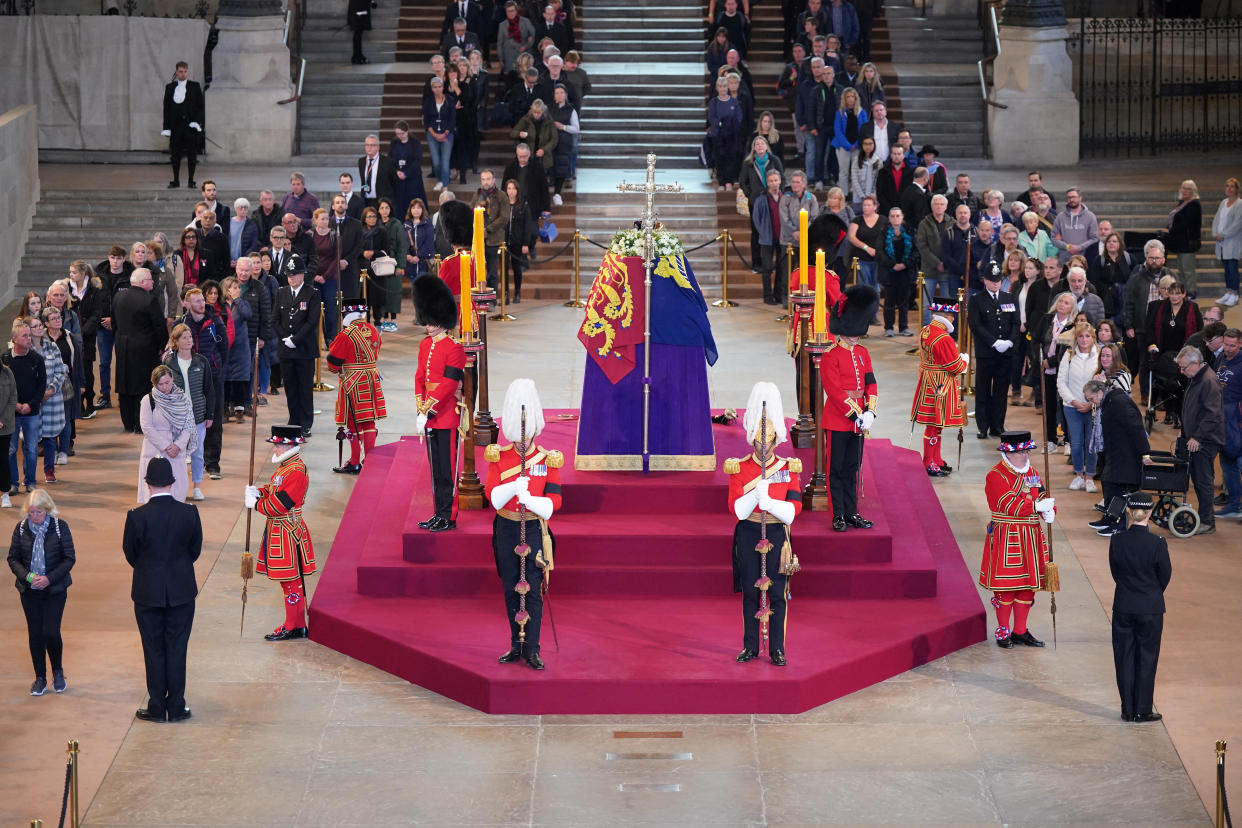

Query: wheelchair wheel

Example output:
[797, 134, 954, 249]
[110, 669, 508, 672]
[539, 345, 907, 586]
[1168, 504, 1200, 539]
[1152, 496, 1175, 528]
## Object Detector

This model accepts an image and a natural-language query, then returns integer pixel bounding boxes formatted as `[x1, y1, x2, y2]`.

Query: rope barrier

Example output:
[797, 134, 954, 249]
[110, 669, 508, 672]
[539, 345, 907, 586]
[523, 236, 577, 266]
[727, 236, 754, 271]
[1219, 739, 1233, 828]
[582, 236, 609, 250]
[56, 755, 70, 828]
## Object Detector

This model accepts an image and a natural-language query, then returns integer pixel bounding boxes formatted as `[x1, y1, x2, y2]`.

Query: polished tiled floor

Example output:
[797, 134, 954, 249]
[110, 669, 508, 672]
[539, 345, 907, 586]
[2, 160, 1236, 826]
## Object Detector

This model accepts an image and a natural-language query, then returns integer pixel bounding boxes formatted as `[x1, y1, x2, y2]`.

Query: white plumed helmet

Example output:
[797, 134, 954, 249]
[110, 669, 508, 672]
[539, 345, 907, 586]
[501, 378, 545, 444]
[743, 382, 787, 446]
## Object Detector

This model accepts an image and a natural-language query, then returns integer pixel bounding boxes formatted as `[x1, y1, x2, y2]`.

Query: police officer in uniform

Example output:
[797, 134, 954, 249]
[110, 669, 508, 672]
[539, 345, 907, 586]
[725, 382, 803, 666]
[275, 254, 322, 437]
[968, 260, 1020, 439]
[484, 379, 562, 670]
[413, 276, 466, 532]
[1108, 492, 1171, 722]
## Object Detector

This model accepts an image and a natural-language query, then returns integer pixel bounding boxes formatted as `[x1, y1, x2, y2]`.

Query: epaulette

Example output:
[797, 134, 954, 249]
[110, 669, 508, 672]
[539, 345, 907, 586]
[484, 444, 501, 463]
[724, 457, 741, 475]
[788, 458, 803, 474]
[543, 448, 564, 468]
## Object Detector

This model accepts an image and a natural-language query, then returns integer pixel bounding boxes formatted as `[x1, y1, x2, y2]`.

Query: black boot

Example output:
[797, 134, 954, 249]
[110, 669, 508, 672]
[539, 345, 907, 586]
[498, 646, 522, 663]
[525, 650, 545, 670]
[735, 648, 758, 663]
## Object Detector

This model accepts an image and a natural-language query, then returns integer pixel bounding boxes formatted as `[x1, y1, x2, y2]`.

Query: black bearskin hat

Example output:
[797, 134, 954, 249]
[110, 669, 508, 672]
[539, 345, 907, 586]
[829, 284, 880, 337]
[439, 200, 474, 248]
[413, 274, 459, 330]
[807, 213, 849, 262]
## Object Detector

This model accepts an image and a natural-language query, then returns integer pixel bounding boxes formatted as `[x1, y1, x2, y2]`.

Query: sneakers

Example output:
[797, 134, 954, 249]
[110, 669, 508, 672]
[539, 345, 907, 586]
[44, 470, 56, 484]
[884, 329, 896, 337]
[552, 193, 563, 207]
[1215, 508, 1242, 519]
[208, 469, 222, 480]
[899, 329, 914, 337]
[52, 670, 66, 693]
[1088, 517, 1113, 530]
[1046, 441, 1058, 455]
[1085, 479, 1098, 494]
[193, 487, 205, 501]
[1217, 290, 1239, 307]
[1097, 524, 1123, 537]
[1068, 476, 1086, 491]
[30, 677, 47, 696]
[55, 452, 68, 465]
[433, 182, 444, 192]
[1063, 443, 1072, 456]
[1, 494, 10, 508]
[1195, 523, 1217, 535]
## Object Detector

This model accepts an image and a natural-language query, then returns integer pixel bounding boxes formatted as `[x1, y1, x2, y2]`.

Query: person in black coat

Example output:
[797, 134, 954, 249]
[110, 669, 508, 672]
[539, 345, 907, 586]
[112, 270, 167, 433]
[347, 0, 374, 64]
[8, 490, 75, 696]
[124, 457, 202, 722]
[357, 135, 401, 209]
[1108, 492, 1171, 723]
[874, 144, 912, 217]
[1085, 379, 1151, 535]
[502, 143, 550, 219]
[68, 261, 105, 416]
[276, 255, 323, 435]
[969, 262, 1021, 438]
[502, 178, 538, 303]
[161, 62, 204, 189]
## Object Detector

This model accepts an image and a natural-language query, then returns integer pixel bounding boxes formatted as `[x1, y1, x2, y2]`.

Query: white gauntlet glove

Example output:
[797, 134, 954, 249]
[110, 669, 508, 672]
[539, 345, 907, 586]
[1035, 497, 1055, 524]
[992, 339, 1013, 353]
[244, 485, 260, 509]
[160, 129, 171, 137]
[859, 410, 876, 431]
[415, 412, 428, 434]
[282, 336, 295, 349]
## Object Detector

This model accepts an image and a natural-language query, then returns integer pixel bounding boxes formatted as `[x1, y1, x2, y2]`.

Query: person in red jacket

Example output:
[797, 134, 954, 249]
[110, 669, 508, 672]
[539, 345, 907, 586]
[980, 429, 1056, 648]
[326, 303, 385, 475]
[484, 378, 563, 671]
[819, 284, 879, 531]
[434, 200, 477, 296]
[245, 424, 315, 642]
[413, 276, 466, 532]
[725, 382, 803, 667]
[911, 302, 969, 476]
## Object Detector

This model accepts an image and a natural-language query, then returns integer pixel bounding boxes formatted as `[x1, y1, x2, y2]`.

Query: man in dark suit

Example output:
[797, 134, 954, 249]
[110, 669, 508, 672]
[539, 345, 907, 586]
[968, 262, 1021, 439]
[440, 17, 482, 58]
[327, 195, 365, 336]
[858, 102, 902, 161]
[506, 69, 542, 129]
[900, 167, 933, 234]
[874, 144, 911, 217]
[356, 134, 400, 209]
[161, 61, 204, 189]
[532, 3, 572, 55]
[112, 269, 167, 433]
[1107, 492, 1171, 723]
[336, 173, 366, 220]
[1085, 379, 1150, 536]
[276, 255, 323, 436]
[442, 0, 484, 34]
[125, 457, 203, 723]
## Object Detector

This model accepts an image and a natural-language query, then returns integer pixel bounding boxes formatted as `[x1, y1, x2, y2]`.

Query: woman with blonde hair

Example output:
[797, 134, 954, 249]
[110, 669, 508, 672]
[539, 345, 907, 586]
[138, 365, 196, 503]
[8, 487, 75, 695]
[163, 324, 213, 501]
[1212, 176, 1241, 306]
[1034, 291, 1077, 450]
[1163, 178, 1202, 295]
[832, 88, 868, 201]
[855, 62, 886, 112]
[1058, 322, 1101, 491]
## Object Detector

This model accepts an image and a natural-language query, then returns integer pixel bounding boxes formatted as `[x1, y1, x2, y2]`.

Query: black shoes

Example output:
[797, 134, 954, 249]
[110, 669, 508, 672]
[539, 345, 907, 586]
[996, 635, 1014, 649]
[1010, 630, 1045, 647]
[512, 291, 521, 303]
[736, 648, 758, 663]
[1088, 518, 1113, 530]
[498, 647, 522, 663]
[525, 651, 545, 670]
[417, 515, 436, 529]
[95, 396, 111, 409]
[169, 707, 192, 722]
[938, 463, 953, 474]
[187, 180, 197, 188]
[350, 54, 369, 64]
[168, 180, 181, 189]
[135, 707, 165, 722]
[926, 466, 947, 477]
[844, 514, 873, 529]
[832, 516, 847, 532]
[1133, 711, 1163, 723]
[426, 516, 456, 532]
[264, 626, 308, 641]
[333, 463, 363, 475]
[770, 650, 787, 666]
[977, 431, 989, 440]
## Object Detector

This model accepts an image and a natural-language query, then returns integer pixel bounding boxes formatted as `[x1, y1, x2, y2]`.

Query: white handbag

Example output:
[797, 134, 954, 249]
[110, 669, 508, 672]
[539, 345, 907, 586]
[370, 255, 397, 277]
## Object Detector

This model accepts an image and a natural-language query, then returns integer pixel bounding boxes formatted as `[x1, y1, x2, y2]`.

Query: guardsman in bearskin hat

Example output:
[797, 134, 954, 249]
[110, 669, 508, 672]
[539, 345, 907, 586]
[912, 302, 970, 476]
[725, 382, 803, 667]
[413, 276, 466, 532]
[786, 214, 848, 357]
[245, 424, 316, 641]
[435, 200, 479, 295]
[980, 429, 1056, 649]
[484, 379, 563, 670]
[326, 302, 386, 475]
[820, 284, 880, 532]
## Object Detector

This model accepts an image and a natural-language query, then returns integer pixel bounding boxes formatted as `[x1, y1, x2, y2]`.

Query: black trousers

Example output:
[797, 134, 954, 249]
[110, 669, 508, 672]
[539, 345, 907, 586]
[1179, 437, 1219, 528]
[485, 244, 499, 290]
[20, 588, 67, 678]
[829, 429, 864, 518]
[1042, 372, 1060, 443]
[882, 267, 912, 332]
[169, 123, 197, 184]
[1102, 480, 1135, 527]
[135, 600, 195, 716]
[1112, 611, 1163, 717]
[427, 426, 457, 520]
[492, 514, 547, 650]
[82, 333, 97, 412]
[973, 354, 1012, 436]
[281, 358, 315, 431]
[119, 393, 143, 432]
[734, 520, 790, 654]
[351, 28, 365, 60]
[204, 382, 224, 470]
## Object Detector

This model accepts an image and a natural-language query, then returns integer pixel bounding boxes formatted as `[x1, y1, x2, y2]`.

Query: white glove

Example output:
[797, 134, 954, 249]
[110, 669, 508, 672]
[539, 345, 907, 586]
[992, 339, 1013, 353]
[1040, 510, 1056, 525]
[732, 489, 761, 521]
[764, 498, 797, 526]
[189, 122, 201, 132]
[960, 352, 971, 368]
[859, 410, 876, 431]
[754, 479, 771, 502]
[282, 336, 295, 349]
[488, 478, 521, 510]
[161, 129, 171, 137]
[521, 494, 555, 521]
[514, 475, 530, 494]
[415, 412, 428, 434]
[244, 485, 260, 509]
[1034, 497, 1055, 512]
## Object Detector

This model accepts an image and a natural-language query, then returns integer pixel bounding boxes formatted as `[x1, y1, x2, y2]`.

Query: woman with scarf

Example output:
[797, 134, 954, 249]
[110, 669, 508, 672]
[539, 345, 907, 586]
[24, 315, 67, 486]
[707, 75, 743, 192]
[8, 488, 75, 695]
[163, 325, 214, 501]
[876, 205, 918, 336]
[43, 306, 83, 468]
[738, 136, 783, 272]
[1145, 279, 1202, 426]
[138, 366, 197, 503]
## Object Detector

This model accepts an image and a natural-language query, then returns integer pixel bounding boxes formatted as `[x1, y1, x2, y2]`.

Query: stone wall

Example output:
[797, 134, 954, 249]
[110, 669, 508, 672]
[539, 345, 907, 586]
[34, 0, 223, 16]
[0, 106, 39, 310]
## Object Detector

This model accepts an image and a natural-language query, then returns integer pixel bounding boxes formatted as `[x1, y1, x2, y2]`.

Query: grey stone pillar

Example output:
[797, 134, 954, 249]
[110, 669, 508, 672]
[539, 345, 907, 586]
[987, 0, 1079, 166]
[204, 8, 295, 162]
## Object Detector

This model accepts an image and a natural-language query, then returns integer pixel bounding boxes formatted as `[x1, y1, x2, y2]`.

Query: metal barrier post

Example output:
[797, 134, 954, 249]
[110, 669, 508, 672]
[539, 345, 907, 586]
[312, 307, 333, 391]
[712, 230, 737, 308]
[565, 230, 586, 308]
[68, 739, 79, 828]
[491, 243, 516, 322]
[776, 242, 794, 322]
[1216, 739, 1227, 828]
[851, 256, 860, 287]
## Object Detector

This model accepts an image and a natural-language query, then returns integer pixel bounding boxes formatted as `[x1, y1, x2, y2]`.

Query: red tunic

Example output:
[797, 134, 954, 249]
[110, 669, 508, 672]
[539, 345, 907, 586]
[819, 338, 878, 432]
[911, 320, 967, 427]
[786, 267, 843, 354]
[484, 443, 564, 514]
[255, 454, 316, 582]
[726, 454, 804, 519]
[326, 321, 387, 429]
[415, 333, 466, 430]
[437, 250, 479, 296]
[978, 458, 1051, 591]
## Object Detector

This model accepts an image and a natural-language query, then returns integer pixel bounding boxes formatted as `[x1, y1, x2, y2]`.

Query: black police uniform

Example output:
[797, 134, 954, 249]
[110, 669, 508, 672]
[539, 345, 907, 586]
[1108, 520, 1171, 721]
[968, 286, 1020, 438]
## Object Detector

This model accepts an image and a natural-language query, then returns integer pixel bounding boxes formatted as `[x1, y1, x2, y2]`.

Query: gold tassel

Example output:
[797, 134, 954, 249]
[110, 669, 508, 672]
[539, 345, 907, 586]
[240, 552, 254, 581]
[1041, 560, 1060, 593]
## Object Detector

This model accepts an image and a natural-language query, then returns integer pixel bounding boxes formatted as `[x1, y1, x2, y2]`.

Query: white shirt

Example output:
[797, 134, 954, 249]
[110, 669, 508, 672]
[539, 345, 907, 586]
[177, 356, 193, 400]
[173, 79, 187, 104]
[871, 119, 890, 162]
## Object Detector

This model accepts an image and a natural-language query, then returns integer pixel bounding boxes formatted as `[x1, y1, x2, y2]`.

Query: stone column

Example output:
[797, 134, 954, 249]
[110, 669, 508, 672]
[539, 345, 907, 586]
[204, 0, 295, 163]
[987, 0, 1079, 166]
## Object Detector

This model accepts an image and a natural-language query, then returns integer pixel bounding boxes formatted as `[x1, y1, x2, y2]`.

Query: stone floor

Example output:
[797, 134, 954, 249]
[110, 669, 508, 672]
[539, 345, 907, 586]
[1, 158, 1236, 825]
